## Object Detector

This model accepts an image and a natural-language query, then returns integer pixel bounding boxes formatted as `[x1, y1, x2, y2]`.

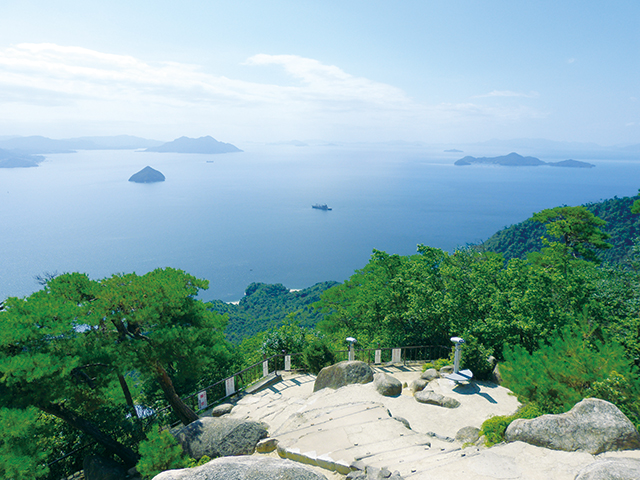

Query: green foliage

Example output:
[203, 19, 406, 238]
[209, 281, 338, 344]
[479, 403, 542, 447]
[422, 358, 450, 371]
[303, 336, 336, 374]
[136, 427, 188, 479]
[187, 455, 211, 468]
[484, 194, 640, 264]
[459, 335, 494, 380]
[0, 407, 50, 480]
[261, 317, 308, 357]
[501, 321, 640, 422]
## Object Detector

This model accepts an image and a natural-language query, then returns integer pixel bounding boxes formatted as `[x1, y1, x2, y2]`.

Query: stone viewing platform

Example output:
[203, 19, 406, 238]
[157, 363, 640, 480]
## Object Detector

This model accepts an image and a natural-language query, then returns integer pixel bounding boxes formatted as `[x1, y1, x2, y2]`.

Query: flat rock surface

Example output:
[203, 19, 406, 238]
[228, 366, 640, 479]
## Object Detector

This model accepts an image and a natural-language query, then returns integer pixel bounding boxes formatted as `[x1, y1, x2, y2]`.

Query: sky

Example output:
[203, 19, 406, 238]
[0, 1, 638, 145]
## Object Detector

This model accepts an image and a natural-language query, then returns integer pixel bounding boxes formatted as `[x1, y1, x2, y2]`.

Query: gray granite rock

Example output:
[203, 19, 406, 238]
[171, 416, 268, 460]
[313, 361, 374, 392]
[152, 456, 326, 480]
[505, 398, 640, 454]
[455, 426, 480, 444]
[409, 378, 429, 393]
[255, 437, 278, 453]
[575, 458, 640, 479]
[420, 368, 439, 381]
[209, 403, 233, 417]
[374, 372, 402, 397]
[414, 389, 460, 408]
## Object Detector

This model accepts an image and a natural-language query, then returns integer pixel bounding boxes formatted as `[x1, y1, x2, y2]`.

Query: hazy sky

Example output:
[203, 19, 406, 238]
[0, 1, 638, 145]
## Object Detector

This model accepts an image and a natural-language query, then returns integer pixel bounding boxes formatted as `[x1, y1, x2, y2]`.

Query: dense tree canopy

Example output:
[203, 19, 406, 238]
[0, 268, 232, 475]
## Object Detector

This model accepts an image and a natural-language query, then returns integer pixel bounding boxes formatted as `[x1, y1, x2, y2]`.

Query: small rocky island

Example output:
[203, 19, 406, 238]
[0, 148, 45, 168]
[455, 152, 595, 168]
[144, 136, 242, 154]
[128, 166, 165, 183]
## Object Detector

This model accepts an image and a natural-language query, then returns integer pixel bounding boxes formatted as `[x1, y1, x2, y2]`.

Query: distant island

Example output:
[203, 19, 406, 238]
[454, 152, 595, 168]
[128, 166, 165, 183]
[0, 148, 45, 168]
[444, 149, 463, 153]
[144, 136, 242, 154]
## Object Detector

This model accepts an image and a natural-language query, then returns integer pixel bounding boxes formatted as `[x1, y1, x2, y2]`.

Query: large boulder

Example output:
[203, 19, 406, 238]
[313, 361, 374, 392]
[420, 368, 439, 381]
[505, 398, 640, 454]
[152, 456, 326, 480]
[575, 458, 640, 480]
[455, 426, 480, 444]
[209, 403, 233, 417]
[83, 455, 128, 480]
[414, 389, 460, 408]
[171, 417, 268, 460]
[374, 372, 402, 397]
[409, 378, 429, 393]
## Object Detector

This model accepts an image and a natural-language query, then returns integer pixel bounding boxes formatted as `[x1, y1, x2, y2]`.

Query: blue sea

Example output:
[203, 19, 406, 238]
[1, 144, 638, 302]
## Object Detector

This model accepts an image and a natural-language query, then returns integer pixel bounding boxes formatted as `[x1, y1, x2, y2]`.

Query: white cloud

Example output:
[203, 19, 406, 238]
[473, 90, 540, 99]
[0, 43, 547, 141]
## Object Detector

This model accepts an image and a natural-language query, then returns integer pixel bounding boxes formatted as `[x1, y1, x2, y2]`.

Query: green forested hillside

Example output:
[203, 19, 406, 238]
[482, 193, 640, 263]
[209, 281, 339, 343]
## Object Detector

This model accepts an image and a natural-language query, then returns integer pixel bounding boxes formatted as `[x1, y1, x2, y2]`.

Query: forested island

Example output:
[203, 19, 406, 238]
[2, 190, 640, 479]
[0, 148, 45, 168]
[455, 152, 595, 168]
[144, 136, 242, 154]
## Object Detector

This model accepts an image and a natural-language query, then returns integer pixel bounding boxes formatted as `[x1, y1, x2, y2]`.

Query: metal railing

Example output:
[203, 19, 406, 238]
[46, 344, 448, 476]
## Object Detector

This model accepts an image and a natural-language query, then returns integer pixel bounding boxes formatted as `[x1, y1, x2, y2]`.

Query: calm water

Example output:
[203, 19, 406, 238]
[1, 145, 638, 302]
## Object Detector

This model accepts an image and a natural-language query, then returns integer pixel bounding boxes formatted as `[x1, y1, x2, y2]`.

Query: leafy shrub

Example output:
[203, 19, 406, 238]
[303, 336, 335, 374]
[501, 321, 640, 416]
[480, 403, 542, 447]
[460, 335, 494, 380]
[136, 427, 188, 479]
[422, 357, 450, 372]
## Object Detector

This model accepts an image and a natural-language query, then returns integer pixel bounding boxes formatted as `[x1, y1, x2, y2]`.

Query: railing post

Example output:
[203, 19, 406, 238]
[197, 391, 207, 410]
[225, 376, 235, 397]
[391, 348, 402, 364]
[284, 355, 291, 371]
[263, 359, 269, 377]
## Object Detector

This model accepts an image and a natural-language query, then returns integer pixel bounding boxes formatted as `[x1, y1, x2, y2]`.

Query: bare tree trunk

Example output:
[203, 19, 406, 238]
[117, 373, 138, 417]
[154, 363, 199, 425]
[39, 401, 139, 467]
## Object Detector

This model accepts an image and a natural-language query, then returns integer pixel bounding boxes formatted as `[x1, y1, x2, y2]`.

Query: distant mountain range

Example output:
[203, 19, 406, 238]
[454, 152, 595, 168]
[0, 135, 242, 167]
[0, 135, 163, 154]
[144, 136, 242, 154]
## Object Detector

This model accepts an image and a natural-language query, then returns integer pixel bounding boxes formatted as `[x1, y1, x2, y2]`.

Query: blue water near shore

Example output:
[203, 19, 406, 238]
[1, 144, 638, 302]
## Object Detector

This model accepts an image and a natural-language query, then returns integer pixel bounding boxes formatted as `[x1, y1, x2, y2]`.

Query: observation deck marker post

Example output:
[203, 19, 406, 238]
[346, 337, 356, 361]
[445, 336, 473, 383]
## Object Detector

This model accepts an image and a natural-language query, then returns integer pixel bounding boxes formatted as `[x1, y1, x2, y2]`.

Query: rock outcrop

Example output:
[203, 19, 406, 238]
[152, 456, 326, 480]
[420, 368, 439, 381]
[313, 361, 374, 392]
[505, 398, 640, 454]
[575, 458, 640, 480]
[414, 389, 460, 409]
[171, 416, 268, 460]
[409, 378, 428, 393]
[374, 372, 402, 397]
[346, 465, 404, 480]
[209, 403, 233, 417]
[128, 166, 165, 183]
[455, 426, 480, 444]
